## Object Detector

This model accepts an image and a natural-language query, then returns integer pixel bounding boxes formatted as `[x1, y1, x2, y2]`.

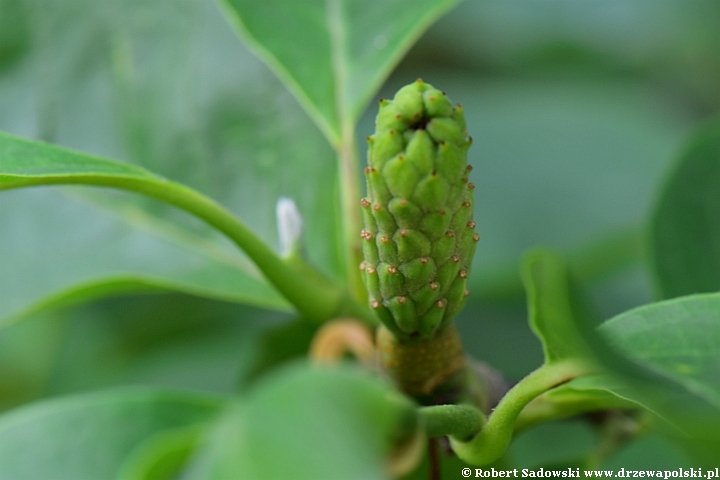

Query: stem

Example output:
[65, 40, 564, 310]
[326, 0, 366, 304]
[419, 404, 485, 440]
[428, 437, 440, 480]
[338, 124, 366, 303]
[450, 361, 589, 465]
[377, 324, 467, 405]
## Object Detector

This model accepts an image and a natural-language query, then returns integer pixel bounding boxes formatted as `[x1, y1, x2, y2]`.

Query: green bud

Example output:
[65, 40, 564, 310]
[362, 80, 477, 340]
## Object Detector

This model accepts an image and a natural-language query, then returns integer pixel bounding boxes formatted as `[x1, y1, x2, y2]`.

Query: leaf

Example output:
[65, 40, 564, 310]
[217, 0, 461, 143]
[116, 425, 204, 480]
[0, 388, 224, 479]
[600, 293, 720, 411]
[183, 363, 416, 480]
[521, 249, 598, 365]
[38, 295, 289, 398]
[0, 132, 352, 323]
[585, 293, 720, 465]
[236, 318, 318, 388]
[0, 293, 295, 413]
[650, 121, 720, 299]
[0, 188, 290, 323]
[0, 0, 30, 70]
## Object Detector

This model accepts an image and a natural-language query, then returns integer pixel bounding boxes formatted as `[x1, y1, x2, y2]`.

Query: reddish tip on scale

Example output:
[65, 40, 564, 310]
[473, 233, 480, 242]
[400, 230, 407, 237]
[371, 300, 380, 309]
[420, 257, 429, 264]
[387, 266, 398, 274]
[360, 198, 370, 207]
[360, 261, 366, 271]
[436, 299, 447, 308]
[467, 221, 476, 228]
[430, 281, 439, 290]
[459, 270, 467, 278]
[380, 235, 390, 243]
[373, 204, 381, 211]
[445, 230, 455, 238]
[398, 296, 407, 305]
[463, 201, 471, 207]
[468, 182, 475, 190]
[367, 265, 376, 274]
[464, 289, 470, 297]
[452, 255, 460, 263]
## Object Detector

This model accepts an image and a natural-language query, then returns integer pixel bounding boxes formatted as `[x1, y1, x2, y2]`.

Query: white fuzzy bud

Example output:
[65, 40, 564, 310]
[276, 197, 304, 257]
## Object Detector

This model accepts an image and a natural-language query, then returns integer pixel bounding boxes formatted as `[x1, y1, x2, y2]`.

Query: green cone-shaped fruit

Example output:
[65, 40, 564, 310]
[361, 80, 478, 340]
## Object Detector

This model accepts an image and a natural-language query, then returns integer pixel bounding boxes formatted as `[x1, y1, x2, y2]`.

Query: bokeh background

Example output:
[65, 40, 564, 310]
[1, 0, 718, 469]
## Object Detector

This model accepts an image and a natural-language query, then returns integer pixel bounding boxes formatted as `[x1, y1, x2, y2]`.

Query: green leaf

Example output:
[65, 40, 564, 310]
[0, 132, 355, 323]
[650, 121, 720, 299]
[116, 425, 204, 480]
[0, 294, 295, 413]
[584, 294, 720, 465]
[217, 0, 461, 144]
[521, 249, 597, 365]
[184, 363, 416, 480]
[600, 293, 720, 411]
[0, 188, 291, 323]
[0, 388, 224, 479]
[39, 296, 289, 398]
[0, 0, 30, 70]
[236, 318, 318, 388]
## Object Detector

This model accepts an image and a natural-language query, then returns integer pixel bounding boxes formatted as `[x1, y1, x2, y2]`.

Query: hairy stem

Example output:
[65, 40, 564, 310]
[420, 404, 485, 440]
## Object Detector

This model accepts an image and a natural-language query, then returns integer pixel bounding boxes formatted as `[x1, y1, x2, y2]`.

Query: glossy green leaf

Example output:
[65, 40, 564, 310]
[184, 363, 416, 480]
[0, 388, 224, 479]
[651, 121, 720, 299]
[217, 0, 461, 143]
[521, 249, 597, 365]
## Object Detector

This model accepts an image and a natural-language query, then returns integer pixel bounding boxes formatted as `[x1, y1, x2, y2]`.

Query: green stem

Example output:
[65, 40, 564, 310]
[5, 174, 371, 323]
[450, 361, 589, 465]
[337, 124, 366, 303]
[420, 404, 485, 440]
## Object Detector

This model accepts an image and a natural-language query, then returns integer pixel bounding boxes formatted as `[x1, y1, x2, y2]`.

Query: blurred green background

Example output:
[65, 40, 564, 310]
[1, 0, 718, 469]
